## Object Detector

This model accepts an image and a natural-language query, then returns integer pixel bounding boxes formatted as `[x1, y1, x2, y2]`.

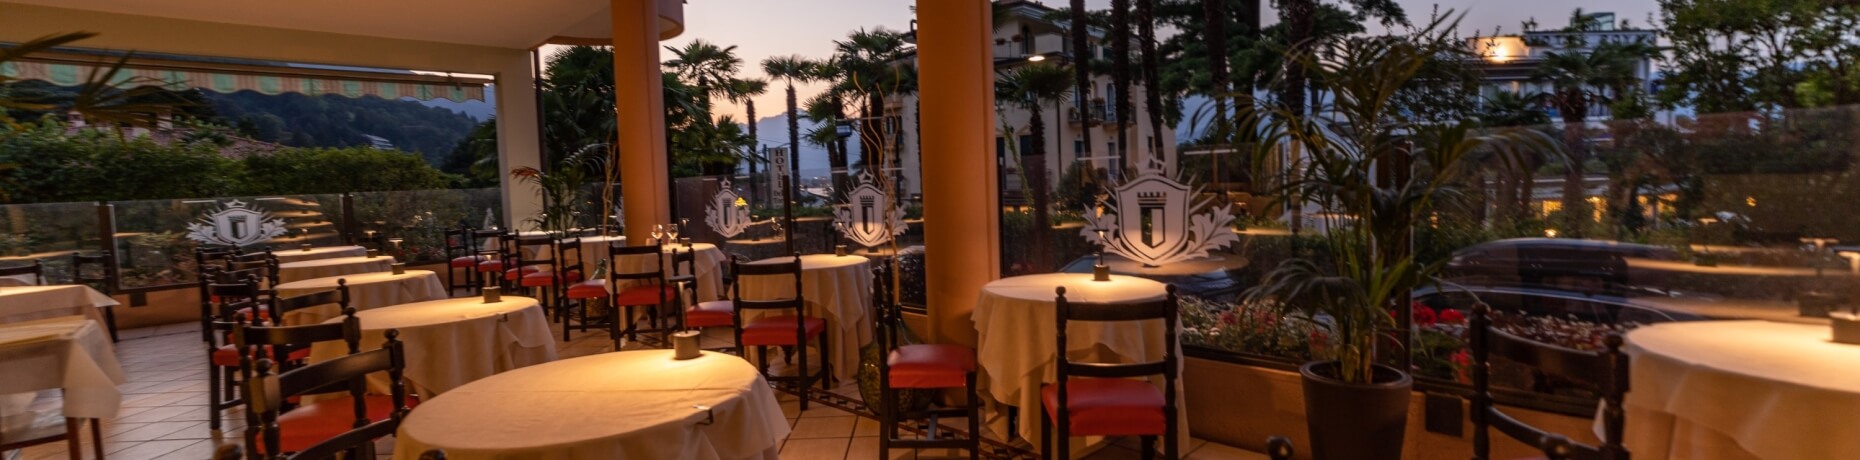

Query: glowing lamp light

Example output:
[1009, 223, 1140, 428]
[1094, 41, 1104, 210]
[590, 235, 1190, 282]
[1027, 54, 1047, 62]
[1544, 228, 1560, 238]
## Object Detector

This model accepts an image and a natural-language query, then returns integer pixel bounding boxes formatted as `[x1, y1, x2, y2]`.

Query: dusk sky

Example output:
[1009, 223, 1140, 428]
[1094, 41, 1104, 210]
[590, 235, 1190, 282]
[642, 0, 1660, 147]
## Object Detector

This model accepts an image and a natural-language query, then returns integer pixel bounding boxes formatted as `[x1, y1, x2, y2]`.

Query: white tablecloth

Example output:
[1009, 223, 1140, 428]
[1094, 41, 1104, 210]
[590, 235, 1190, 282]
[307, 296, 555, 398]
[736, 254, 873, 382]
[272, 271, 448, 325]
[0, 274, 38, 287]
[271, 245, 368, 264]
[971, 273, 1184, 453]
[276, 255, 395, 283]
[393, 350, 788, 460]
[0, 316, 126, 419]
[0, 285, 118, 325]
[1612, 320, 1860, 460]
[611, 243, 727, 303]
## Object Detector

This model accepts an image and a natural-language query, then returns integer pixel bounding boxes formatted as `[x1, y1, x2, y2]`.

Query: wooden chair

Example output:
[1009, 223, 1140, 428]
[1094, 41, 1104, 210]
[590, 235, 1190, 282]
[729, 254, 830, 409]
[1469, 304, 1629, 460]
[1040, 284, 1181, 460]
[232, 249, 275, 264]
[604, 244, 679, 347]
[872, 259, 980, 459]
[71, 252, 121, 341]
[231, 306, 362, 458]
[198, 276, 268, 433]
[503, 236, 557, 311]
[255, 281, 352, 348]
[240, 329, 411, 459]
[443, 226, 482, 294]
[0, 259, 44, 285]
[473, 230, 514, 291]
[680, 247, 736, 347]
[527, 236, 584, 318]
[563, 238, 615, 342]
[196, 246, 239, 273]
[0, 396, 105, 460]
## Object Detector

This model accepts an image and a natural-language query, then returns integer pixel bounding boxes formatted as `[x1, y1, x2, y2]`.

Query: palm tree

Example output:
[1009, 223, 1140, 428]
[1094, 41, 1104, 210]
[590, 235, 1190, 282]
[1534, 32, 1650, 234]
[727, 77, 769, 200]
[1135, 0, 1167, 160]
[1111, 0, 1134, 165]
[761, 55, 814, 199]
[664, 39, 743, 100]
[1478, 90, 1551, 221]
[833, 28, 911, 177]
[805, 58, 855, 195]
[1065, 0, 1096, 172]
[998, 63, 1076, 272]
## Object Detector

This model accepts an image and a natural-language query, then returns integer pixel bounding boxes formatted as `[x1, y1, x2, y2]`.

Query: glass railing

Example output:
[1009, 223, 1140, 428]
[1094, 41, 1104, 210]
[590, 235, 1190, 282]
[350, 188, 500, 265]
[109, 194, 344, 290]
[0, 201, 99, 285]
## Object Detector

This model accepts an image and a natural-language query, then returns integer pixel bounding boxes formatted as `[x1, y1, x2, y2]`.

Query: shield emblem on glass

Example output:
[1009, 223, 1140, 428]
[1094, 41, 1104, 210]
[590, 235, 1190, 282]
[1082, 162, 1239, 267]
[705, 179, 753, 238]
[832, 172, 906, 248]
[185, 200, 288, 247]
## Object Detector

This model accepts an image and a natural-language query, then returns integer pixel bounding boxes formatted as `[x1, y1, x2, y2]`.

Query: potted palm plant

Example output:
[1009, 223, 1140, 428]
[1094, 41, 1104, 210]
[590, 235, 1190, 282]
[1235, 17, 1552, 460]
[510, 145, 609, 235]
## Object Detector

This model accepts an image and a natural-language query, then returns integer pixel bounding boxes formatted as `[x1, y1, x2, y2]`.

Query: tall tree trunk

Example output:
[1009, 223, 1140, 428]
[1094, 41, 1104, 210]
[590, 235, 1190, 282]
[1558, 90, 1587, 237]
[1028, 105, 1054, 271]
[1281, 0, 1314, 117]
[1068, 0, 1095, 175]
[786, 82, 801, 205]
[1112, 0, 1134, 170]
[1205, 0, 1230, 134]
[747, 100, 760, 204]
[1137, 0, 1165, 164]
[831, 94, 852, 197]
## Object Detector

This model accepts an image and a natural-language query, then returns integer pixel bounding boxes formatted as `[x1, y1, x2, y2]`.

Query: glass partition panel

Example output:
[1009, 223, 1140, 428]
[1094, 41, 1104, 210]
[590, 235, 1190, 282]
[350, 187, 500, 265]
[109, 194, 343, 289]
[0, 201, 100, 285]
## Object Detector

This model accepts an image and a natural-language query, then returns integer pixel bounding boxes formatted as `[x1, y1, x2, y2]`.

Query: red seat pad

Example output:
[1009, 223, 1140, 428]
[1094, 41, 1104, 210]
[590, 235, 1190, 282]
[612, 285, 676, 306]
[211, 345, 312, 367]
[886, 344, 976, 389]
[503, 266, 542, 281]
[449, 255, 486, 268]
[232, 306, 271, 322]
[1041, 378, 1167, 436]
[475, 260, 504, 272]
[273, 394, 418, 453]
[565, 279, 609, 299]
[685, 301, 735, 328]
[740, 315, 827, 346]
[519, 269, 580, 287]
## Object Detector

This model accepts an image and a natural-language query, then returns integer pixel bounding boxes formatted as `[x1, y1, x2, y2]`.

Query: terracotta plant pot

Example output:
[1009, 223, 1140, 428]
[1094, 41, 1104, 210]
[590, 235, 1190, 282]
[1300, 361, 1413, 460]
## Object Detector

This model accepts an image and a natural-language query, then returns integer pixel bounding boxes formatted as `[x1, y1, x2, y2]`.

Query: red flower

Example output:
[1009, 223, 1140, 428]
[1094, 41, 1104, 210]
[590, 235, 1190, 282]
[1412, 304, 1437, 327]
[1437, 308, 1466, 325]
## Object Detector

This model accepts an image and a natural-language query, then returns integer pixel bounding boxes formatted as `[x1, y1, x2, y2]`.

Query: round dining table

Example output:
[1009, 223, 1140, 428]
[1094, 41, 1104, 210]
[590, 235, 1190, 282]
[306, 296, 556, 398]
[0, 316, 125, 421]
[970, 272, 1183, 451]
[275, 255, 395, 283]
[0, 285, 118, 325]
[392, 350, 789, 460]
[272, 270, 447, 325]
[1612, 320, 1860, 460]
[736, 254, 873, 382]
[611, 242, 727, 303]
[271, 245, 368, 264]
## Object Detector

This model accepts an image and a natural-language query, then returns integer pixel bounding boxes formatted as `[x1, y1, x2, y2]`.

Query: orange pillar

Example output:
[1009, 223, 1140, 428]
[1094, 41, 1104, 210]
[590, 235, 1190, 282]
[612, 0, 672, 243]
[916, 0, 997, 345]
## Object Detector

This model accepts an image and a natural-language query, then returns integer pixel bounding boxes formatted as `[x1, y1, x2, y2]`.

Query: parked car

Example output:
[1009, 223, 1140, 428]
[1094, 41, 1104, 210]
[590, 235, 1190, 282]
[1443, 238, 1682, 294]
[1413, 283, 1707, 326]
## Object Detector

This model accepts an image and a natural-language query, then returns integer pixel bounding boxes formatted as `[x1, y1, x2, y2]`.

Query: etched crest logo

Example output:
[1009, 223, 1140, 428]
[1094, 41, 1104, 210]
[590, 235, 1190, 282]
[833, 172, 907, 248]
[704, 179, 754, 238]
[1081, 161, 1238, 267]
[185, 200, 289, 247]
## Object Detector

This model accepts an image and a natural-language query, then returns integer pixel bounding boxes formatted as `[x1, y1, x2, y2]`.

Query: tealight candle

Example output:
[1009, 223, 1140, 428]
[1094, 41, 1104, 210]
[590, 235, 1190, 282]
[366, 248, 380, 259]
[835, 244, 847, 257]
[482, 286, 502, 303]
[1833, 312, 1860, 345]
[672, 330, 702, 360]
[390, 263, 406, 275]
[301, 243, 312, 252]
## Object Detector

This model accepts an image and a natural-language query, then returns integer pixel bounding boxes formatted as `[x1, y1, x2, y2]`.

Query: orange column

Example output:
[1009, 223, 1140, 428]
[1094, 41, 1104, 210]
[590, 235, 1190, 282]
[612, 0, 672, 244]
[915, 0, 998, 345]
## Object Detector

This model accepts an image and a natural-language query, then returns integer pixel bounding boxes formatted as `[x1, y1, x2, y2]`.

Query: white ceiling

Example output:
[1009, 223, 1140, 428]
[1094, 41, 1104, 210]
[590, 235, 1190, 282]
[8, 0, 682, 49]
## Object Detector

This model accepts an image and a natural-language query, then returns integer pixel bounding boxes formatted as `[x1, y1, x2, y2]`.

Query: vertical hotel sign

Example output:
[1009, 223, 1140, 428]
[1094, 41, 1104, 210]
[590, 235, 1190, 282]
[768, 146, 790, 200]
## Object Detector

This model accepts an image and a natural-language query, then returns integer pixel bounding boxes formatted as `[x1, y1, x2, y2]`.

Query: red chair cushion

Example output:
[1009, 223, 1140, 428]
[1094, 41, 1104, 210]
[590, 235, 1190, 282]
[274, 394, 418, 453]
[232, 306, 271, 322]
[685, 301, 735, 328]
[887, 344, 976, 389]
[1040, 378, 1167, 436]
[519, 269, 580, 287]
[450, 255, 486, 268]
[503, 266, 542, 281]
[211, 345, 311, 368]
[566, 279, 610, 299]
[475, 259, 504, 272]
[740, 315, 827, 346]
[612, 285, 676, 306]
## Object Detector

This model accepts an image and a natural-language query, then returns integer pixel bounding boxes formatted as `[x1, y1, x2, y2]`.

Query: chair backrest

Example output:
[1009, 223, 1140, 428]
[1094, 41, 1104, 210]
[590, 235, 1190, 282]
[72, 252, 113, 293]
[244, 332, 408, 460]
[0, 260, 44, 286]
[871, 259, 904, 352]
[609, 243, 666, 282]
[226, 258, 279, 285]
[197, 246, 238, 271]
[729, 254, 804, 313]
[233, 306, 362, 373]
[1051, 284, 1180, 431]
[444, 227, 475, 257]
[555, 237, 583, 276]
[507, 235, 553, 271]
[232, 249, 274, 263]
[265, 281, 350, 324]
[1469, 303, 1629, 460]
[198, 276, 264, 347]
[669, 247, 696, 278]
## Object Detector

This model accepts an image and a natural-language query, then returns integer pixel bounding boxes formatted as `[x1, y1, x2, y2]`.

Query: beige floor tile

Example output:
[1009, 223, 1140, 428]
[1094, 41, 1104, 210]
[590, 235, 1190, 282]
[150, 439, 224, 460]
[845, 437, 920, 460]
[779, 437, 850, 460]
[789, 416, 858, 440]
[105, 439, 198, 459]
[1184, 442, 1273, 460]
[109, 420, 202, 442]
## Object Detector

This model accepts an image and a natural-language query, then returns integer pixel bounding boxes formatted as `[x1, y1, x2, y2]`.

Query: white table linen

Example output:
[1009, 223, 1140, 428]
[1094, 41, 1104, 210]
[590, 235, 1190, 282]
[736, 254, 873, 382]
[1612, 320, 1860, 460]
[276, 255, 395, 283]
[610, 243, 727, 303]
[0, 274, 38, 287]
[971, 273, 1184, 453]
[307, 296, 555, 398]
[271, 245, 368, 264]
[0, 316, 126, 420]
[392, 350, 788, 460]
[272, 271, 447, 325]
[0, 285, 118, 325]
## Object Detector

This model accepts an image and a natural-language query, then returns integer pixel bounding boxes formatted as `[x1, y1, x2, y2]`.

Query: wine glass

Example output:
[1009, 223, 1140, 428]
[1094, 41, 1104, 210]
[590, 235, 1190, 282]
[665, 222, 680, 244]
[651, 225, 664, 245]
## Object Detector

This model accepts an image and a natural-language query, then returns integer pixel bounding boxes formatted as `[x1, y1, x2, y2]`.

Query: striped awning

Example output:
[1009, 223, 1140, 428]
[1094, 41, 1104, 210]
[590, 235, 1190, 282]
[0, 49, 490, 102]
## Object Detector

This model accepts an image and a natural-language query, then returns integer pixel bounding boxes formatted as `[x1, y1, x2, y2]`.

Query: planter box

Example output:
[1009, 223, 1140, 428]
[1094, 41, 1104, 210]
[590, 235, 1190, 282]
[1183, 356, 1602, 459]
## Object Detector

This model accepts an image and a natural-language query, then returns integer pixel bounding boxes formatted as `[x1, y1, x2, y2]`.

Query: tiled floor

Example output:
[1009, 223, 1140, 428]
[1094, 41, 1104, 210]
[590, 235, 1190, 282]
[7, 317, 1268, 459]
